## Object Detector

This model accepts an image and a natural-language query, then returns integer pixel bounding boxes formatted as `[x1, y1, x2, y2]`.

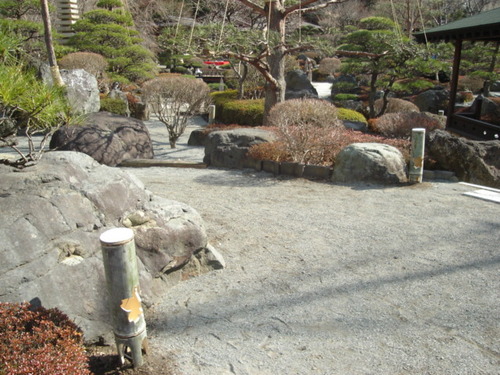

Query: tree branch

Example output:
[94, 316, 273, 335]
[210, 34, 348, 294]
[335, 49, 389, 59]
[220, 50, 278, 88]
[233, 0, 265, 16]
[286, 0, 352, 16]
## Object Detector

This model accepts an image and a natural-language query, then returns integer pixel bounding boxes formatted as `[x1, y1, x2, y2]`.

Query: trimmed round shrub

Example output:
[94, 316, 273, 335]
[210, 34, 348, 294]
[337, 108, 367, 124]
[0, 302, 90, 375]
[268, 98, 343, 128]
[58, 52, 108, 77]
[371, 111, 445, 139]
[374, 98, 420, 114]
[318, 57, 341, 76]
[100, 97, 128, 115]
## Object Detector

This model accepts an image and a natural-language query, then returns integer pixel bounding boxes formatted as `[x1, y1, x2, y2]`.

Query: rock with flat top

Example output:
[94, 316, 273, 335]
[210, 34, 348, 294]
[332, 143, 408, 184]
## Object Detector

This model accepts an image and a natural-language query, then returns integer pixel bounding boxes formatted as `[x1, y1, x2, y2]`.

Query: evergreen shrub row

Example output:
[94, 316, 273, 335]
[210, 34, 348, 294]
[210, 90, 265, 126]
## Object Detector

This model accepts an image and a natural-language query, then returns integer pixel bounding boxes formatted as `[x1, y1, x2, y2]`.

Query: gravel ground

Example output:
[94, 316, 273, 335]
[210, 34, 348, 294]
[123, 117, 500, 375]
[3, 116, 498, 374]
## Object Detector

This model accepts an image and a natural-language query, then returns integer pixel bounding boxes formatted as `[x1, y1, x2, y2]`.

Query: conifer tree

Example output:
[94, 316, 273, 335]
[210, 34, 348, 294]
[68, 0, 156, 83]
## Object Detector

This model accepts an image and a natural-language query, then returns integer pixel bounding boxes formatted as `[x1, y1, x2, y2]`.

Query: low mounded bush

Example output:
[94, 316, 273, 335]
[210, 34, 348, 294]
[458, 75, 484, 93]
[371, 111, 445, 139]
[337, 108, 367, 124]
[100, 97, 128, 115]
[58, 52, 108, 78]
[374, 97, 420, 114]
[0, 302, 90, 375]
[318, 57, 341, 76]
[268, 98, 343, 128]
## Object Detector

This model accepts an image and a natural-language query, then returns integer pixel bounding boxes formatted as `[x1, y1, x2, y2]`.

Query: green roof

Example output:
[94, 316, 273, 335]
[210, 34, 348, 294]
[414, 7, 500, 43]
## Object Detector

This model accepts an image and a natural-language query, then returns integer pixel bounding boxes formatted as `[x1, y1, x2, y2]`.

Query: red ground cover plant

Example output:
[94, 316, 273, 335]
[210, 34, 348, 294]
[0, 302, 91, 375]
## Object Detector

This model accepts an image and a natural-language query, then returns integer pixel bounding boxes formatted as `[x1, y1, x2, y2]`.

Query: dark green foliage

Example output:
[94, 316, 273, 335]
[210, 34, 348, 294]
[172, 66, 189, 74]
[358, 16, 396, 31]
[334, 93, 359, 101]
[0, 302, 90, 375]
[208, 82, 227, 91]
[392, 79, 435, 96]
[221, 99, 264, 126]
[0, 0, 39, 19]
[211, 88, 265, 126]
[100, 97, 128, 115]
[67, 0, 156, 83]
[211, 90, 238, 122]
[97, 0, 123, 10]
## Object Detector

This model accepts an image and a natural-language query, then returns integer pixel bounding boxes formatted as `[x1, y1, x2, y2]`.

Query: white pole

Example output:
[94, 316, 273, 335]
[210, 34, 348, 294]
[409, 128, 426, 183]
[208, 104, 216, 124]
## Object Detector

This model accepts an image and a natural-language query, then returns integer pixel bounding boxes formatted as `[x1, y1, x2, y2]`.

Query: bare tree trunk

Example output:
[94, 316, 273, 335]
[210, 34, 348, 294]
[263, 0, 286, 124]
[40, 0, 65, 87]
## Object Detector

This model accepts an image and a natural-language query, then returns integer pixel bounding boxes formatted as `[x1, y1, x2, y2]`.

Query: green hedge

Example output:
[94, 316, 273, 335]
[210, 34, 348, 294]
[100, 97, 128, 115]
[210, 90, 264, 125]
[221, 99, 264, 126]
[334, 93, 359, 101]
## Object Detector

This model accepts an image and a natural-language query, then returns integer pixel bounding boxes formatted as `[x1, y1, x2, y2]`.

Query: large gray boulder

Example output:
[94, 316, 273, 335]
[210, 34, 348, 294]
[42, 66, 100, 115]
[50, 112, 154, 167]
[427, 130, 500, 188]
[285, 69, 318, 100]
[204, 128, 276, 169]
[0, 152, 208, 343]
[414, 88, 449, 114]
[332, 143, 408, 184]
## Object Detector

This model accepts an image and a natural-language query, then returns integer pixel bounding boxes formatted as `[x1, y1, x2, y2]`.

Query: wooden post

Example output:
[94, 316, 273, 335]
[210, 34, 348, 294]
[100, 228, 148, 367]
[447, 39, 462, 128]
[409, 128, 426, 183]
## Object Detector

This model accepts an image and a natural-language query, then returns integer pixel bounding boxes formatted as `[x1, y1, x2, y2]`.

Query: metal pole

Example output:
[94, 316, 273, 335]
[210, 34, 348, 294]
[409, 128, 426, 183]
[100, 228, 148, 367]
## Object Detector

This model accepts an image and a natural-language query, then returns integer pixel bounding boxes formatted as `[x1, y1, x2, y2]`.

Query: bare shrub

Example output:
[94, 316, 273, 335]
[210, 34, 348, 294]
[458, 75, 484, 93]
[59, 52, 109, 91]
[247, 140, 289, 162]
[268, 98, 342, 128]
[318, 57, 341, 76]
[59, 52, 108, 78]
[374, 98, 420, 114]
[372, 111, 445, 139]
[142, 76, 211, 148]
[248, 127, 411, 166]
[276, 124, 344, 165]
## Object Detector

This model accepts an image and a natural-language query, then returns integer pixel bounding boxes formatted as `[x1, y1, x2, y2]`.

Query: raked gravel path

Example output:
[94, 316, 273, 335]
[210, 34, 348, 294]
[122, 116, 500, 375]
